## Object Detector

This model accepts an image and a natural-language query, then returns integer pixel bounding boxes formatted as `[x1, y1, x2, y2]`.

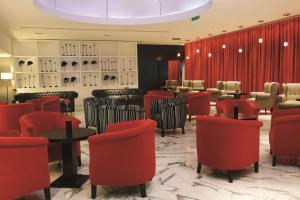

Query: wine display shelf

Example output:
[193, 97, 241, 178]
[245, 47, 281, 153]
[13, 40, 138, 90]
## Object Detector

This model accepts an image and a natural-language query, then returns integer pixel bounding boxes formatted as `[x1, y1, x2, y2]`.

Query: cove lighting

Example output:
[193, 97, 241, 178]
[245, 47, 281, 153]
[283, 42, 288, 47]
[258, 38, 263, 43]
[34, 0, 212, 25]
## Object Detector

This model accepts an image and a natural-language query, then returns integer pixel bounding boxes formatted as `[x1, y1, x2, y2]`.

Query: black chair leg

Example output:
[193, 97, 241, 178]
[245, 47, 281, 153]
[77, 156, 82, 167]
[197, 163, 202, 174]
[182, 127, 185, 134]
[254, 162, 259, 173]
[85, 124, 88, 128]
[228, 170, 234, 183]
[162, 129, 165, 137]
[44, 187, 51, 200]
[270, 149, 272, 155]
[272, 156, 277, 167]
[189, 115, 192, 121]
[91, 185, 97, 199]
[139, 183, 146, 198]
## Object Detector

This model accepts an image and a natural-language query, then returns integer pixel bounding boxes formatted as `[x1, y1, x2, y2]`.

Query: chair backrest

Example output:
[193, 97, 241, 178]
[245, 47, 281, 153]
[186, 92, 211, 116]
[0, 103, 35, 132]
[144, 94, 173, 119]
[270, 108, 300, 131]
[282, 83, 300, 100]
[224, 81, 241, 92]
[192, 80, 205, 89]
[196, 116, 262, 169]
[166, 80, 177, 87]
[216, 99, 259, 115]
[182, 80, 191, 87]
[88, 120, 156, 186]
[263, 82, 279, 97]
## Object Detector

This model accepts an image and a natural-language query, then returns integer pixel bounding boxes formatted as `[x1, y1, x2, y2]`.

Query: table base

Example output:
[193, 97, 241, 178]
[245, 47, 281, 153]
[51, 174, 89, 188]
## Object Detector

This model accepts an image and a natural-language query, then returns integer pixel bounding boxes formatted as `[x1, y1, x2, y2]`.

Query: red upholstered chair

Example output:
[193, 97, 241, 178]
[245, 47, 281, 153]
[146, 90, 173, 97]
[269, 108, 300, 166]
[26, 96, 60, 112]
[0, 130, 20, 137]
[185, 92, 211, 121]
[88, 120, 156, 198]
[0, 136, 50, 200]
[144, 92, 173, 119]
[19, 112, 82, 165]
[216, 99, 260, 115]
[0, 103, 35, 133]
[196, 116, 263, 183]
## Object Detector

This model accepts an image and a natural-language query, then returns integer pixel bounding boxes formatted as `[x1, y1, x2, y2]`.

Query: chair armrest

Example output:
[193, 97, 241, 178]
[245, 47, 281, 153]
[0, 137, 48, 147]
[207, 88, 221, 94]
[275, 94, 286, 103]
[42, 97, 60, 112]
[255, 93, 271, 99]
[106, 120, 146, 132]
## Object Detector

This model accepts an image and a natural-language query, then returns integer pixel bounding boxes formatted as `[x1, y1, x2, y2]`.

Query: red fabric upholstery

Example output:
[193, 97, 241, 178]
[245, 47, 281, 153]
[269, 109, 300, 165]
[0, 130, 20, 137]
[26, 96, 60, 112]
[0, 103, 35, 133]
[185, 92, 210, 117]
[146, 90, 174, 97]
[19, 112, 81, 163]
[216, 99, 260, 115]
[89, 120, 156, 187]
[144, 92, 173, 119]
[0, 137, 50, 200]
[196, 116, 263, 170]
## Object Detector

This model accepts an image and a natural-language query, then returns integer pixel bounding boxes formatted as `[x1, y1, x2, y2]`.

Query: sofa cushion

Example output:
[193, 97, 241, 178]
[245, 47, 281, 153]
[278, 101, 300, 109]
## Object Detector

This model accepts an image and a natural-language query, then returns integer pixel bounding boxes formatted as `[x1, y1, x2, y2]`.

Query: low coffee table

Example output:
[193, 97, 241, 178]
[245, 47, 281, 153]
[215, 113, 258, 120]
[41, 127, 96, 188]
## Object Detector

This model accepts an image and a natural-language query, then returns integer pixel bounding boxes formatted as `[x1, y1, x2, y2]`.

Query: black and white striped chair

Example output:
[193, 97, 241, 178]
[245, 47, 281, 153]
[84, 97, 144, 133]
[151, 97, 186, 137]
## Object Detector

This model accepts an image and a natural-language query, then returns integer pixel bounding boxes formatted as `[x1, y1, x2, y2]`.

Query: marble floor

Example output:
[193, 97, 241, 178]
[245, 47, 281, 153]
[23, 107, 300, 200]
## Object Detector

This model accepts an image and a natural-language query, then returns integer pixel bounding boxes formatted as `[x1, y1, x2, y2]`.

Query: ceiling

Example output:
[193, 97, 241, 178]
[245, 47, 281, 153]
[0, 0, 299, 45]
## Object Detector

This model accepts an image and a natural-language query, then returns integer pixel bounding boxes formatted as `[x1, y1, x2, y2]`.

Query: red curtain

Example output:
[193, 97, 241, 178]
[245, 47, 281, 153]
[168, 60, 180, 80]
[185, 16, 300, 93]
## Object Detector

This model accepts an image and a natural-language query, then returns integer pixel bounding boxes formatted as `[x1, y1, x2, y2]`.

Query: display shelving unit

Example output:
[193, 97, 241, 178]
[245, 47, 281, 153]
[13, 40, 138, 101]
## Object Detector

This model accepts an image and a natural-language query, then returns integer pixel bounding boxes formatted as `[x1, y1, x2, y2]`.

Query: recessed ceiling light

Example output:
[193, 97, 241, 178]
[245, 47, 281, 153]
[208, 53, 212, 57]
[283, 13, 291, 17]
[238, 25, 244, 28]
[196, 49, 200, 53]
[177, 53, 181, 57]
[222, 44, 226, 49]
[258, 38, 263, 43]
[238, 48, 243, 53]
[283, 42, 288, 47]
[258, 20, 264, 23]
[186, 56, 190, 60]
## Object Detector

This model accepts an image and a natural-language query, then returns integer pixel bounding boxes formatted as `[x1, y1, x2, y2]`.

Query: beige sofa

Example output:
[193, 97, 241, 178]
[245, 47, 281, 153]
[207, 81, 242, 101]
[161, 80, 178, 90]
[276, 83, 300, 109]
[249, 82, 279, 110]
[177, 80, 205, 92]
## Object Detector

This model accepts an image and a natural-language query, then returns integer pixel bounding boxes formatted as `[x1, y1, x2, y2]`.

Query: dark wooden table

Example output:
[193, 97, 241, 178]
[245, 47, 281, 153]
[226, 92, 248, 99]
[41, 127, 96, 188]
[215, 113, 258, 120]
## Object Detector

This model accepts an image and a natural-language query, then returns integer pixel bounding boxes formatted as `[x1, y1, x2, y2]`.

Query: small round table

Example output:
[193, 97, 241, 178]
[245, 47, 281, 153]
[215, 113, 258, 120]
[41, 127, 96, 188]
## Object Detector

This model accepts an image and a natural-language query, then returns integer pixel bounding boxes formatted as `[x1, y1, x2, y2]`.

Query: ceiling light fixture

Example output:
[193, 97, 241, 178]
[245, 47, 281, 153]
[34, 0, 212, 25]
[177, 53, 181, 57]
[186, 56, 190, 60]
[222, 44, 226, 49]
[283, 42, 288, 47]
[258, 38, 263, 43]
[208, 53, 212, 57]
[196, 49, 200, 53]
[238, 48, 243, 53]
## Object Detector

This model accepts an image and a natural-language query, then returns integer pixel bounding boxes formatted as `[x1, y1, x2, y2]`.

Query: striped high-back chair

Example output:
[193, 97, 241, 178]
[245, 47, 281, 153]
[151, 96, 186, 137]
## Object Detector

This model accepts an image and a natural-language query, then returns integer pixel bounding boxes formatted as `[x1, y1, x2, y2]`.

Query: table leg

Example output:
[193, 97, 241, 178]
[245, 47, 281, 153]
[50, 141, 89, 188]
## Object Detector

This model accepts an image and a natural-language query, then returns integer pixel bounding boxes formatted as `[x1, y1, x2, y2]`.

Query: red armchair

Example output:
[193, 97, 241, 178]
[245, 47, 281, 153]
[216, 99, 260, 115]
[26, 96, 60, 112]
[88, 120, 156, 198]
[19, 112, 82, 165]
[0, 130, 20, 137]
[0, 136, 50, 200]
[196, 116, 263, 182]
[0, 103, 35, 133]
[144, 92, 173, 119]
[269, 108, 300, 166]
[146, 90, 173, 96]
[185, 92, 210, 121]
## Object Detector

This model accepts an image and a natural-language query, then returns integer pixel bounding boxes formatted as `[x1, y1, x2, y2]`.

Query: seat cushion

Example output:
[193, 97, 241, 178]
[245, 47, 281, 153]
[278, 101, 300, 109]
